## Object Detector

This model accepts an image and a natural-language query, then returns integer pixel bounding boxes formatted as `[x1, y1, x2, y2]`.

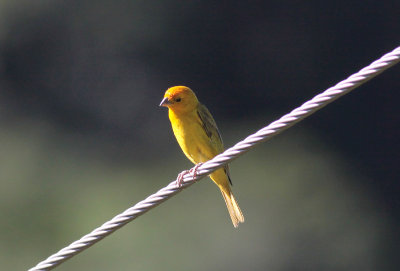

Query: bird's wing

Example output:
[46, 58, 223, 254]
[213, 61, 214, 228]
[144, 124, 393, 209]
[197, 103, 232, 185]
[197, 104, 222, 145]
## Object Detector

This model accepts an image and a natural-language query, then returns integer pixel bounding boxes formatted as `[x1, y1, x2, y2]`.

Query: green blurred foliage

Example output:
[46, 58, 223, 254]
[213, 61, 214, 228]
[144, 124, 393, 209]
[0, 116, 386, 270]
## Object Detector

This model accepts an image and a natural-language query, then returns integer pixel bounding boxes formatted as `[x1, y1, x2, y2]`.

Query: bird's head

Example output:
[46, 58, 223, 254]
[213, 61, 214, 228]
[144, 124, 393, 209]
[160, 86, 199, 113]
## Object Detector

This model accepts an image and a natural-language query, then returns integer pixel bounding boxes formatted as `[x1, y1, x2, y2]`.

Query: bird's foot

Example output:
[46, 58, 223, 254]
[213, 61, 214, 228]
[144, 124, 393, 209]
[176, 163, 203, 187]
[176, 170, 189, 187]
[189, 163, 203, 180]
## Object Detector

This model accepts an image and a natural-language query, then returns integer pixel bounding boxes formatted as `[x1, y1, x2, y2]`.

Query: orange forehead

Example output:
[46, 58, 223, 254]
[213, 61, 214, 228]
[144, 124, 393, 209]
[164, 86, 192, 99]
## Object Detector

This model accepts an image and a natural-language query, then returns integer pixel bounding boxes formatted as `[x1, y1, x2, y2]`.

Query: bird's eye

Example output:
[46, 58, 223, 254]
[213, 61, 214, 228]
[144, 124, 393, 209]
[175, 98, 181, 102]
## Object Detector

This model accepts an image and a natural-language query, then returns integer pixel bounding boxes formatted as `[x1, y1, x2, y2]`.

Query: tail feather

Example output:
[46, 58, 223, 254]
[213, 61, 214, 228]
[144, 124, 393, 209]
[220, 189, 244, 228]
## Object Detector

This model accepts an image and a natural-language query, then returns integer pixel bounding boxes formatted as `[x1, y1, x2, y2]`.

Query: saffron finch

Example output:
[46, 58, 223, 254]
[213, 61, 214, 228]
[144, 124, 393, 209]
[160, 86, 244, 228]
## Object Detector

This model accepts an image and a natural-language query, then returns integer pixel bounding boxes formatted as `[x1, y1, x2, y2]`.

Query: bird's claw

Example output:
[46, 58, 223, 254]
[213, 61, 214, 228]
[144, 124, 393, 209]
[189, 163, 203, 179]
[176, 170, 189, 187]
[176, 163, 203, 187]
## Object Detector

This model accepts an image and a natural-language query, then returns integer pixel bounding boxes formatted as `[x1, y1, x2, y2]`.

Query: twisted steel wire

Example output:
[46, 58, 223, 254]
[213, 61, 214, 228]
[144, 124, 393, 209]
[29, 46, 400, 271]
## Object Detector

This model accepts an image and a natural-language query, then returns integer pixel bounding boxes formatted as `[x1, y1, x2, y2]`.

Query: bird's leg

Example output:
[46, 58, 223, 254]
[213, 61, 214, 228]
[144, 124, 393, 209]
[176, 163, 203, 187]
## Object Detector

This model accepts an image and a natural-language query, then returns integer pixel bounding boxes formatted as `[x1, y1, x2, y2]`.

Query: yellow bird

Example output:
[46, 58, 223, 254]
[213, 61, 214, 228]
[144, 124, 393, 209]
[160, 86, 244, 228]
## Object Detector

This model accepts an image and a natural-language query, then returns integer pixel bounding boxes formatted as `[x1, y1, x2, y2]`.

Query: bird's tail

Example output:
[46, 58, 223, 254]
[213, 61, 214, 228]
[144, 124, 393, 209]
[220, 188, 244, 228]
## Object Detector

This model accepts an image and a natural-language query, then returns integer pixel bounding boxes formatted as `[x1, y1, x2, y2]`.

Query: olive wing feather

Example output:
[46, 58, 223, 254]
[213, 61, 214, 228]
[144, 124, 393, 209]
[197, 103, 232, 185]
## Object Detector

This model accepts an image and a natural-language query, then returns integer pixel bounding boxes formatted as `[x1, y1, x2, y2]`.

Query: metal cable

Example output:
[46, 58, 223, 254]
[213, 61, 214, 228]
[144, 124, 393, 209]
[28, 46, 400, 271]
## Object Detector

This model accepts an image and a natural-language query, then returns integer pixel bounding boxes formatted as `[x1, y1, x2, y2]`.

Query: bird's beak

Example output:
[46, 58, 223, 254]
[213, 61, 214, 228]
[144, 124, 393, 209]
[159, 97, 170, 107]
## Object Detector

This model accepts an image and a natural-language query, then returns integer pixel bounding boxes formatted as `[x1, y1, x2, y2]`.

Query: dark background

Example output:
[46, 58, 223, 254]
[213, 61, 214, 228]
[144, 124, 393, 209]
[0, 1, 399, 270]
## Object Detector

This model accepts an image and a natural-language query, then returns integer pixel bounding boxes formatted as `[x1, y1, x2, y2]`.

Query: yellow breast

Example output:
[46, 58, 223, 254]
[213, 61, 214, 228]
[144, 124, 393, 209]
[168, 109, 217, 164]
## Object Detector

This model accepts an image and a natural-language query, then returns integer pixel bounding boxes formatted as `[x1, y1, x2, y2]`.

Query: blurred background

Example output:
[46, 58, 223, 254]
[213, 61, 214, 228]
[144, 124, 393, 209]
[0, 1, 399, 270]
